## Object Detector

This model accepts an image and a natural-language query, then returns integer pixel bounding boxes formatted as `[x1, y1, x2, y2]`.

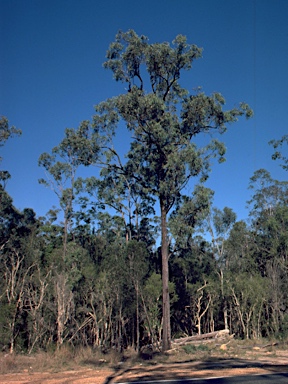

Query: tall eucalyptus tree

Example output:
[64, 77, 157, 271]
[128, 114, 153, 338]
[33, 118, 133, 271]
[94, 30, 253, 350]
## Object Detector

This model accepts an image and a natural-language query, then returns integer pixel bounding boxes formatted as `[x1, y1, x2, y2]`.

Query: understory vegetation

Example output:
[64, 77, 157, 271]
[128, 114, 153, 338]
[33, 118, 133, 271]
[1, 127, 288, 355]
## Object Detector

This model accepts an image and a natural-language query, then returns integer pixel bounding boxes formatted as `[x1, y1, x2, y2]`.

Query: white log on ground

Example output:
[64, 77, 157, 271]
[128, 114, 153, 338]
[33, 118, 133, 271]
[172, 329, 229, 345]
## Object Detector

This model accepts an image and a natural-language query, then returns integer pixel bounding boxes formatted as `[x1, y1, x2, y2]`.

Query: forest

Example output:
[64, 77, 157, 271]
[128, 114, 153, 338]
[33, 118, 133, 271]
[1, 30, 288, 355]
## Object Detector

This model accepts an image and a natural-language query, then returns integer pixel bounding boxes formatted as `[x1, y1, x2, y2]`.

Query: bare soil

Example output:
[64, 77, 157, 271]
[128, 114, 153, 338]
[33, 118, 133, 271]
[1, 342, 288, 383]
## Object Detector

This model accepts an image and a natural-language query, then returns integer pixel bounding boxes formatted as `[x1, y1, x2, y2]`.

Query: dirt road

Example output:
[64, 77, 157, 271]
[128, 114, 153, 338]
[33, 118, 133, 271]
[1, 354, 288, 384]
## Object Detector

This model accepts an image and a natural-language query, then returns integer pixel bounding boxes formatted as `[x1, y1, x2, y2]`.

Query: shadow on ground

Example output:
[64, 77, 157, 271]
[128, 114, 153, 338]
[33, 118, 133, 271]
[103, 356, 288, 383]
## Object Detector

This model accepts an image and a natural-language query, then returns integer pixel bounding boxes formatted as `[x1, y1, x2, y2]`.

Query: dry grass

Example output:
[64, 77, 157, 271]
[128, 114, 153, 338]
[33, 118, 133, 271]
[0, 339, 287, 376]
[0, 346, 121, 375]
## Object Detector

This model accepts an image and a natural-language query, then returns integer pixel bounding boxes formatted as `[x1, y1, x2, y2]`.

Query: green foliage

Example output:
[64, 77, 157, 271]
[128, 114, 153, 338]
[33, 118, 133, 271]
[247, 169, 288, 274]
[269, 134, 288, 171]
[212, 207, 236, 238]
[0, 116, 21, 146]
[182, 343, 209, 354]
[0, 116, 21, 165]
[0, 302, 14, 348]
[169, 186, 214, 248]
[225, 220, 256, 274]
[98, 30, 252, 216]
[228, 272, 269, 338]
[276, 314, 288, 340]
[9, 32, 288, 354]
[248, 169, 288, 218]
[142, 273, 163, 338]
[0, 116, 21, 186]
[96, 30, 252, 350]
[38, 121, 104, 233]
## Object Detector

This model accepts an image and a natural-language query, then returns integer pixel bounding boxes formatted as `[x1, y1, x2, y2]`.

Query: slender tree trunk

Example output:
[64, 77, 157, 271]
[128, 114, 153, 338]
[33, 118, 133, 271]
[55, 274, 73, 349]
[195, 282, 211, 335]
[136, 281, 140, 352]
[220, 270, 229, 330]
[209, 306, 215, 332]
[160, 199, 171, 351]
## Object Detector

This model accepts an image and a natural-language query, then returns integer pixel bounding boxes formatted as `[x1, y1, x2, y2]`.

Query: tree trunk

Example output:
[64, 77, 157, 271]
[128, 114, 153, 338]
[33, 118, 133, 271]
[55, 274, 73, 349]
[173, 329, 229, 344]
[160, 199, 171, 351]
[219, 269, 228, 330]
[136, 281, 140, 352]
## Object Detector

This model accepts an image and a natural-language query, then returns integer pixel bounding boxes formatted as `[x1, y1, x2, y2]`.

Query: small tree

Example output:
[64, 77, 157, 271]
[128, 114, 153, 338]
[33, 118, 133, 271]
[125, 240, 149, 350]
[38, 121, 100, 348]
[207, 206, 237, 330]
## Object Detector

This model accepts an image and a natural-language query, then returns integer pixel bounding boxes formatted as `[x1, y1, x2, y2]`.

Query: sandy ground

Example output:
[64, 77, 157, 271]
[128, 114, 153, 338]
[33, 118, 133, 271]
[1, 349, 288, 383]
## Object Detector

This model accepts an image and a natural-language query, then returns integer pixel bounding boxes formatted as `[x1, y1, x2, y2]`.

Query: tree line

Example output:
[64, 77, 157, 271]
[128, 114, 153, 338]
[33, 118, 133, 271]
[1, 31, 287, 354]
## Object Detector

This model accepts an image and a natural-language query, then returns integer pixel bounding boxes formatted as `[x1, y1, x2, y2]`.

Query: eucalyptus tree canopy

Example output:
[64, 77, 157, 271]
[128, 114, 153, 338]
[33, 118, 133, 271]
[269, 134, 288, 171]
[0, 116, 21, 151]
[38, 121, 100, 260]
[248, 168, 288, 218]
[248, 169, 288, 275]
[93, 30, 252, 350]
[0, 116, 21, 186]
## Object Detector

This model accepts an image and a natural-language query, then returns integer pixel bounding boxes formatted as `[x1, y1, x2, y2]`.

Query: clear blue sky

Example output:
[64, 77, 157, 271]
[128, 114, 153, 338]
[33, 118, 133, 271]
[1, 0, 288, 222]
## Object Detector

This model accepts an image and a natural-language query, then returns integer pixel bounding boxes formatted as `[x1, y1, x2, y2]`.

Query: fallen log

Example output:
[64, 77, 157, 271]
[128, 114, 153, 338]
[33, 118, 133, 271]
[172, 329, 229, 345]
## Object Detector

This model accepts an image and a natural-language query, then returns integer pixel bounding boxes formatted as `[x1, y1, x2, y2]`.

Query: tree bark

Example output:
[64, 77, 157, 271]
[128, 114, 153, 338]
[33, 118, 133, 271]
[135, 281, 140, 352]
[160, 199, 171, 351]
[173, 329, 229, 344]
[219, 270, 229, 330]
